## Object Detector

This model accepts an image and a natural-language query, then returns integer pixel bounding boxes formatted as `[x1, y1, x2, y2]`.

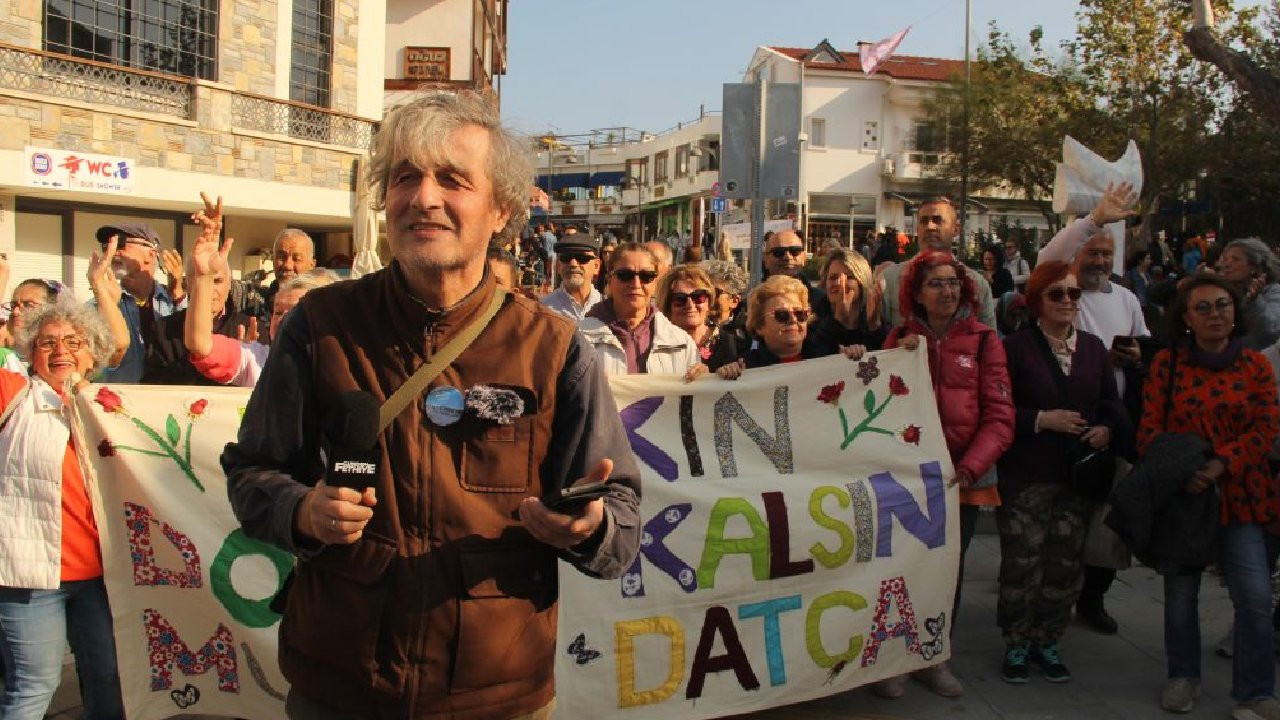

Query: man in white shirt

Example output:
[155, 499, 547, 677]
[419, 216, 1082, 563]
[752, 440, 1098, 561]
[1034, 181, 1142, 637]
[540, 234, 603, 321]
[1004, 238, 1031, 290]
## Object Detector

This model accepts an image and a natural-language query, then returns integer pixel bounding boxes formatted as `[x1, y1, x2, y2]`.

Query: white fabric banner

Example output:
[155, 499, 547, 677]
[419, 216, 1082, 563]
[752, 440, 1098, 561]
[71, 347, 957, 720]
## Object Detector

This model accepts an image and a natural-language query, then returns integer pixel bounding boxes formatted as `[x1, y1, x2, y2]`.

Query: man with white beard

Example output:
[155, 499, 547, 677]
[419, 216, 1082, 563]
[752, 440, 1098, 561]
[541, 233, 603, 321]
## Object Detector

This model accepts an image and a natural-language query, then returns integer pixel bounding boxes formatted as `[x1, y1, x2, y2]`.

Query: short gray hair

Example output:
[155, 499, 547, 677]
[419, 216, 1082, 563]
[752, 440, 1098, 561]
[1226, 238, 1280, 283]
[700, 259, 747, 297]
[14, 297, 115, 372]
[368, 91, 534, 247]
[273, 229, 315, 257]
[280, 268, 340, 294]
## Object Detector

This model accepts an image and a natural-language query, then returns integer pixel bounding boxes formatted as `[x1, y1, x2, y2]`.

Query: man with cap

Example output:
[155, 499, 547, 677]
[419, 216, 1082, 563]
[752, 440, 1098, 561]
[541, 230, 603, 321]
[93, 220, 186, 383]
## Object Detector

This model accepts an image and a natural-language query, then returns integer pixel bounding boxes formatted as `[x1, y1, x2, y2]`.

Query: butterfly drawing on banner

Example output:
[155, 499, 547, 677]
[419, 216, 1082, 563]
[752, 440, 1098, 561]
[566, 632, 602, 665]
[170, 683, 200, 709]
[920, 613, 947, 661]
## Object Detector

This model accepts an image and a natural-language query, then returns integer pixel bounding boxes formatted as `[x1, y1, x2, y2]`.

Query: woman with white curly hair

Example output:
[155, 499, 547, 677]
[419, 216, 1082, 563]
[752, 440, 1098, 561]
[1216, 237, 1280, 350]
[0, 297, 124, 719]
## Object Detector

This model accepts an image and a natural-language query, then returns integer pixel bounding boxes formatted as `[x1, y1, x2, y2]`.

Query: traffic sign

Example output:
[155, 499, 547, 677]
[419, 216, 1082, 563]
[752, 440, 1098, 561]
[711, 197, 727, 214]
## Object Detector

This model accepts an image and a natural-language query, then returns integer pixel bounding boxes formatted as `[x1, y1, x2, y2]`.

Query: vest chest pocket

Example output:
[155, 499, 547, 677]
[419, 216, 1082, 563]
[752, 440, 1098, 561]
[458, 416, 536, 493]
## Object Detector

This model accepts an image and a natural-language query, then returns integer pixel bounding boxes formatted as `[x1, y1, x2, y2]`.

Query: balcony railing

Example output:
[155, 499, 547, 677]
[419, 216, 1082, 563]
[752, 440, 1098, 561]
[231, 92, 377, 150]
[0, 41, 193, 117]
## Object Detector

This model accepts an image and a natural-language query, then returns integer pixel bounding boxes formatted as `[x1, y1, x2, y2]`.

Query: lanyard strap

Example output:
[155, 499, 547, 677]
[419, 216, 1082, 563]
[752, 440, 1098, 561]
[378, 287, 507, 433]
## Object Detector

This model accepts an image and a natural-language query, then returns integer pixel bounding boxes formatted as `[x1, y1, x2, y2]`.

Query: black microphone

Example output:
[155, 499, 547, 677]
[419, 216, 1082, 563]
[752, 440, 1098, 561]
[323, 390, 381, 489]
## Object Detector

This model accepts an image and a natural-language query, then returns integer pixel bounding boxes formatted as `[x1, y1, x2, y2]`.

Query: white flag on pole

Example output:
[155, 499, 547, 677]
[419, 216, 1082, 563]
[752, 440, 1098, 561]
[860, 26, 911, 76]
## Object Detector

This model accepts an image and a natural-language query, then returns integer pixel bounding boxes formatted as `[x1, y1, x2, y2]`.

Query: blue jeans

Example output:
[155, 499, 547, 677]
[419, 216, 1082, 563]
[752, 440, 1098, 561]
[1164, 523, 1275, 702]
[0, 578, 124, 720]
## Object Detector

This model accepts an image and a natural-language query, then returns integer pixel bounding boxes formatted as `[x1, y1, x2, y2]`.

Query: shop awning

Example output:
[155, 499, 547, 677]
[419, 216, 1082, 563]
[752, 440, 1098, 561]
[536, 172, 590, 191]
[589, 171, 626, 187]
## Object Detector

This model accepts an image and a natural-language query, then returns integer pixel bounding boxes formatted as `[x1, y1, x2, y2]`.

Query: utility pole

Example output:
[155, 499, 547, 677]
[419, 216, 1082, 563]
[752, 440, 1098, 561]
[750, 73, 767, 287]
[959, 0, 972, 252]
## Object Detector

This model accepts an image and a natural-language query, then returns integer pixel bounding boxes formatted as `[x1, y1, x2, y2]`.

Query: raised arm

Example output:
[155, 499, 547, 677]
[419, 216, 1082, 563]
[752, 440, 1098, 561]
[87, 237, 129, 366]
[183, 193, 231, 359]
[1036, 182, 1139, 265]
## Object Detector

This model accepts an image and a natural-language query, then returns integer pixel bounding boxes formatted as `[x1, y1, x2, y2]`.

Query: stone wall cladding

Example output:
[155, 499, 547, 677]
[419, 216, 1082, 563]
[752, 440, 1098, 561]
[331, 0, 360, 114]
[0, 93, 359, 192]
[221, 0, 278, 97]
[0, 0, 41, 49]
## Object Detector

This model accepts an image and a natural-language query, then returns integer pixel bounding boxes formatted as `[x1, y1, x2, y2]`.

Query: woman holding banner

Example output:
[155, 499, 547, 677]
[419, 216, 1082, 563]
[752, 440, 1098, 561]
[876, 249, 1014, 699]
[0, 297, 125, 720]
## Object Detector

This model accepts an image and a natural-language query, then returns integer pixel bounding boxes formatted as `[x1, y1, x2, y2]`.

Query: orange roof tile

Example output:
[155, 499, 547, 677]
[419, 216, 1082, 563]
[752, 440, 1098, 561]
[766, 46, 965, 82]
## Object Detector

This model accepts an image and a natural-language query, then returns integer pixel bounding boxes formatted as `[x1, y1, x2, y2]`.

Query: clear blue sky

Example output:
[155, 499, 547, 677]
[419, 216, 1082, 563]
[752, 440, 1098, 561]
[501, 0, 1082, 136]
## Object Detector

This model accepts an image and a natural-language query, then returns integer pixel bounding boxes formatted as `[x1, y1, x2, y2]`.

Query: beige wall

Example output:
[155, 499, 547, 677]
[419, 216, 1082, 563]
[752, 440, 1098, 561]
[385, 0, 472, 82]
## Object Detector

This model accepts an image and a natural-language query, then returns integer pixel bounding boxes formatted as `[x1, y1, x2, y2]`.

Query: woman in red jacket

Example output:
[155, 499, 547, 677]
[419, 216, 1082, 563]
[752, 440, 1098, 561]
[873, 249, 1015, 700]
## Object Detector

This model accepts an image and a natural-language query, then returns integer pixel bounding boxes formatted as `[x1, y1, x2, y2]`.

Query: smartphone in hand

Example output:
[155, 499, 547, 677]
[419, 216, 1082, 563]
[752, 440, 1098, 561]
[544, 482, 610, 514]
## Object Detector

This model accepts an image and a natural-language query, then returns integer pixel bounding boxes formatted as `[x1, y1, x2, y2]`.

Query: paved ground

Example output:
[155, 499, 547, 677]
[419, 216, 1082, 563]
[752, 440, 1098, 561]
[36, 521, 1264, 719]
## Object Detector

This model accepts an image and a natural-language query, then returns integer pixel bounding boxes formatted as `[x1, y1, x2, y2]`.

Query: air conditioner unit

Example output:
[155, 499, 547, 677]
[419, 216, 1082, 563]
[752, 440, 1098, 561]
[882, 158, 896, 177]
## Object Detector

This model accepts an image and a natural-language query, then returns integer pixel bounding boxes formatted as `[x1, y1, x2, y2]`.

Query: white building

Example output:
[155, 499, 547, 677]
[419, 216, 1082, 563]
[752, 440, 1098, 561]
[384, 0, 508, 110]
[744, 40, 1051, 250]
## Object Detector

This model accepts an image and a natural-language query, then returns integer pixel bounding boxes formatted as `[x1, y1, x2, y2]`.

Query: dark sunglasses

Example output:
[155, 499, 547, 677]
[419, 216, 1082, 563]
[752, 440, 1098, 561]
[557, 252, 597, 265]
[1190, 297, 1234, 316]
[670, 289, 711, 306]
[768, 246, 805, 260]
[771, 308, 811, 324]
[612, 269, 658, 284]
[1045, 287, 1083, 303]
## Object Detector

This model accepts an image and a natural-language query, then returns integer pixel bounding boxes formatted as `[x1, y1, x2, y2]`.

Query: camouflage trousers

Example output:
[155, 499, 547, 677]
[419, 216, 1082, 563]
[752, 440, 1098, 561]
[997, 482, 1089, 646]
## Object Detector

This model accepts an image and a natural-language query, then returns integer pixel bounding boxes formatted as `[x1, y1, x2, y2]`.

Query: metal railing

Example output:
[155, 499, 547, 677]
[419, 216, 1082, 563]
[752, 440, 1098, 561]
[231, 92, 377, 150]
[0, 41, 193, 116]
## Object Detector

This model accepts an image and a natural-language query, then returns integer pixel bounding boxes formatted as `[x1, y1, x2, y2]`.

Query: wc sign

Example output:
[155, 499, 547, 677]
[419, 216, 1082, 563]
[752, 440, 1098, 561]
[25, 146, 137, 195]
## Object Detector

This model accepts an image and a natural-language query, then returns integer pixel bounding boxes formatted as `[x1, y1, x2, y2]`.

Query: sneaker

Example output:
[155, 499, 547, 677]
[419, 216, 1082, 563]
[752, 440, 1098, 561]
[912, 661, 964, 697]
[871, 674, 906, 699]
[1234, 697, 1280, 720]
[1031, 643, 1071, 683]
[1161, 677, 1201, 714]
[1001, 644, 1030, 684]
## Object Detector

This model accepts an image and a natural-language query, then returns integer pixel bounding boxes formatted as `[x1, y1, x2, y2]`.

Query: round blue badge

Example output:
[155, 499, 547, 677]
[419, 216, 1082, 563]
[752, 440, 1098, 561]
[424, 386, 465, 426]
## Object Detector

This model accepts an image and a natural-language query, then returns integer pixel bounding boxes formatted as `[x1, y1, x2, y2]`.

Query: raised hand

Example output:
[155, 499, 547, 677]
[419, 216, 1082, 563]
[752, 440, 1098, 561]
[187, 193, 227, 278]
[1089, 182, 1139, 226]
[161, 248, 185, 300]
[237, 316, 260, 344]
[88, 236, 122, 307]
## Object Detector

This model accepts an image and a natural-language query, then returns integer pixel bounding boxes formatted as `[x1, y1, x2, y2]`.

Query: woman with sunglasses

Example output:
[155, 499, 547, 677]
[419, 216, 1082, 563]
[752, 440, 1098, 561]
[0, 297, 125, 719]
[716, 275, 846, 380]
[874, 249, 1014, 700]
[808, 248, 886, 356]
[995, 261, 1128, 684]
[580, 242, 703, 380]
[655, 265, 742, 371]
[1137, 275, 1280, 718]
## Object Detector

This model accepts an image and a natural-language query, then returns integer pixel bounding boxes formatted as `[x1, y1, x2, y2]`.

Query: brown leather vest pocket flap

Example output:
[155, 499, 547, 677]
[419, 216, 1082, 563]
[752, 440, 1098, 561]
[306, 532, 398, 585]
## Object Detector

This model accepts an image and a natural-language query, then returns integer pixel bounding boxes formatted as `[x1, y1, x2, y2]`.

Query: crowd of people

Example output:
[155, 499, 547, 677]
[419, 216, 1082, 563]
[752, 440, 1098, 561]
[0, 90, 1279, 720]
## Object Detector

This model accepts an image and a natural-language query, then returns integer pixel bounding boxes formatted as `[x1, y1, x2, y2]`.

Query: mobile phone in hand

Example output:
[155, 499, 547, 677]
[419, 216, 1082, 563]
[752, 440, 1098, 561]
[545, 482, 610, 514]
[1111, 335, 1138, 350]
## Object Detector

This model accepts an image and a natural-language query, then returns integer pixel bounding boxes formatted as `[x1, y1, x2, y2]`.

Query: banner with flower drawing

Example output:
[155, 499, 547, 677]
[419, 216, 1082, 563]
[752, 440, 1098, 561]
[554, 346, 959, 720]
[69, 345, 955, 720]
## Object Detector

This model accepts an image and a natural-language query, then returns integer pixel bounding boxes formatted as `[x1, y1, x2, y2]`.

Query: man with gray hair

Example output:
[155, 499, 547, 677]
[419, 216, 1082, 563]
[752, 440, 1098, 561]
[223, 91, 641, 720]
[645, 239, 674, 282]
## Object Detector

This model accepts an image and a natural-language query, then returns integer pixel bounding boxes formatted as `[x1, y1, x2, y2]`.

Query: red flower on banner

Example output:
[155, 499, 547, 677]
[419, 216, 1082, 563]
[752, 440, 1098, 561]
[97, 438, 116, 457]
[188, 399, 208, 418]
[817, 381, 845, 405]
[95, 386, 124, 413]
[900, 424, 922, 445]
[889, 375, 909, 396]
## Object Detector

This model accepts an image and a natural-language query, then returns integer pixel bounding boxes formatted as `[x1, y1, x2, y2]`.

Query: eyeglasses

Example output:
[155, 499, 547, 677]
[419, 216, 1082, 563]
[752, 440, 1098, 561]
[670, 289, 711, 306]
[612, 269, 658, 284]
[1045, 286, 1083, 303]
[771, 308, 811, 324]
[768, 246, 805, 260]
[99, 237, 154, 250]
[557, 252, 597, 265]
[1190, 298, 1234, 316]
[1, 300, 42, 313]
[924, 277, 962, 290]
[34, 334, 86, 352]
